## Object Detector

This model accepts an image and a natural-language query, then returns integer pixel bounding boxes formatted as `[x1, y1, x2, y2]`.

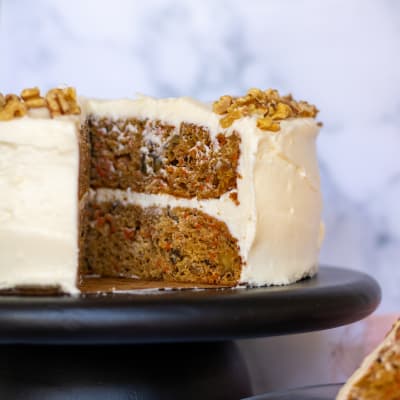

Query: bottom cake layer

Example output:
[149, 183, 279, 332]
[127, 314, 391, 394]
[84, 201, 243, 285]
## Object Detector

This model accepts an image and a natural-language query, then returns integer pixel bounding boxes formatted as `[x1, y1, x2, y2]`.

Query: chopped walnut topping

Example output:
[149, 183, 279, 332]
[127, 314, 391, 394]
[0, 94, 27, 121]
[21, 87, 40, 100]
[46, 87, 80, 117]
[21, 87, 47, 109]
[213, 88, 319, 132]
[25, 97, 47, 108]
[0, 86, 81, 121]
[213, 95, 232, 114]
[6, 94, 20, 103]
[220, 109, 242, 129]
[257, 117, 280, 132]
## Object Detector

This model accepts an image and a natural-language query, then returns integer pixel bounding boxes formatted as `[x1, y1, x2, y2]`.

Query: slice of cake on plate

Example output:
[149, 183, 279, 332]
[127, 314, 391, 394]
[0, 87, 323, 294]
[337, 318, 400, 399]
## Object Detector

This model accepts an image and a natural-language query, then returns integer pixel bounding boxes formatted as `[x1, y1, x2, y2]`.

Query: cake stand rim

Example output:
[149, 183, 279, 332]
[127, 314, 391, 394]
[0, 265, 381, 344]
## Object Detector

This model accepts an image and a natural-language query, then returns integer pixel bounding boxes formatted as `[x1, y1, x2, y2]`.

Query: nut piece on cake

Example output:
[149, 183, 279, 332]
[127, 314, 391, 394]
[337, 318, 400, 400]
[0, 94, 27, 121]
[0, 86, 81, 121]
[213, 88, 319, 131]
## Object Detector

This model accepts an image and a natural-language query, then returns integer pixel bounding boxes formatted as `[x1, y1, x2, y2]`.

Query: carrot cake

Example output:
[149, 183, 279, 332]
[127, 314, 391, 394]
[337, 318, 400, 399]
[0, 87, 324, 294]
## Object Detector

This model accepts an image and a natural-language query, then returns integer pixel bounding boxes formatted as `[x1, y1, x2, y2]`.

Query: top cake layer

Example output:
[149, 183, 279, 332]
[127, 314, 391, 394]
[85, 89, 320, 201]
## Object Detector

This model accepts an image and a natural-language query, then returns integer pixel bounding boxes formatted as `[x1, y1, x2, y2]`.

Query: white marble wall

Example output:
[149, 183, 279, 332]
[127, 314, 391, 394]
[1, 0, 399, 393]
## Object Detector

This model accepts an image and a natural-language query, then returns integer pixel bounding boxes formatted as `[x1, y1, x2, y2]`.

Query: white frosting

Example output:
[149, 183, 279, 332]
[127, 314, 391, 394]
[86, 96, 222, 139]
[88, 96, 323, 285]
[243, 118, 322, 284]
[0, 118, 80, 294]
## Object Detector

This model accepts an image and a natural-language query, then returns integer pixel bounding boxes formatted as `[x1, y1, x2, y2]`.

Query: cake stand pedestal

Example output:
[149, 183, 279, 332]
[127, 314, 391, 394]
[0, 267, 380, 400]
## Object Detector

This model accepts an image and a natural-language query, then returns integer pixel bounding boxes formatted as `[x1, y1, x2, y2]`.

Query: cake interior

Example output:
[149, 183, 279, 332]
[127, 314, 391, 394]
[83, 115, 243, 286]
[337, 320, 400, 400]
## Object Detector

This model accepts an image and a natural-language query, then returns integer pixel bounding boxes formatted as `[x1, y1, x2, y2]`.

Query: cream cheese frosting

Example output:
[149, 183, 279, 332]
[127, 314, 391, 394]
[87, 96, 323, 285]
[0, 117, 80, 294]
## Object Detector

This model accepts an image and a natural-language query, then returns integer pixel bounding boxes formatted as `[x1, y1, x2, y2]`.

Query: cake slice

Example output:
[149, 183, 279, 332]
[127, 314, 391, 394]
[0, 88, 87, 294]
[83, 88, 324, 286]
[337, 319, 400, 400]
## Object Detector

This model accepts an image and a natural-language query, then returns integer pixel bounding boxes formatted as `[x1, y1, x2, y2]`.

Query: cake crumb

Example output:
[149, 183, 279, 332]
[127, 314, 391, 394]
[229, 192, 240, 206]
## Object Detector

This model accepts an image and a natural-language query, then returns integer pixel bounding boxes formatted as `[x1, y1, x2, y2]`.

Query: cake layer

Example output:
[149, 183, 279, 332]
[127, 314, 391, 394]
[88, 116, 240, 199]
[84, 201, 242, 285]
[0, 118, 82, 294]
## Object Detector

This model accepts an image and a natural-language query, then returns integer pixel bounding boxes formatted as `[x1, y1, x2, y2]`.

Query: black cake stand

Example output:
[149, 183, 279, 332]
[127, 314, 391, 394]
[0, 266, 380, 400]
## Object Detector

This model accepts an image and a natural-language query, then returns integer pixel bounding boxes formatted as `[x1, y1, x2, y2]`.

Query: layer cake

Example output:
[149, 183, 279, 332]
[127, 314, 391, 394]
[0, 87, 323, 293]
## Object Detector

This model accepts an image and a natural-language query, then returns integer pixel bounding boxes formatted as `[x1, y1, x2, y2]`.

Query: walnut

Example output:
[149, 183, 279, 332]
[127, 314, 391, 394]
[5, 94, 19, 103]
[213, 87, 319, 132]
[298, 101, 319, 117]
[21, 87, 47, 109]
[257, 117, 280, 132]
[46, 87, 81, 117]
[21, 87, 40, 100]
[25, 97, 47, 108]
[46, 89, 62, 116]
[220, 110, 242, 128]
[213, 95, 233, 115]
[247, 87, 264, 99]
[235, 94, 254, 107]
[264, 89, 280, 101]
[271, 103, 292, 120]
[0, 95, 27, 121]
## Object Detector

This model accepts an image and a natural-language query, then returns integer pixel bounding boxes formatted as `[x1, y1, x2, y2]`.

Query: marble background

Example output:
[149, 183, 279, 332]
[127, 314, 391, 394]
[1, 0, 399, 393]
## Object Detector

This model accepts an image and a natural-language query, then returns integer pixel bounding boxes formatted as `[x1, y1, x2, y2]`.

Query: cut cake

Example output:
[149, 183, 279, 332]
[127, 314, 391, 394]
[0, 87, 324, 294]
